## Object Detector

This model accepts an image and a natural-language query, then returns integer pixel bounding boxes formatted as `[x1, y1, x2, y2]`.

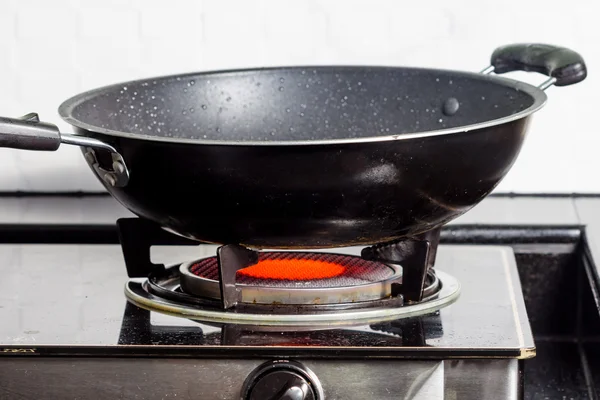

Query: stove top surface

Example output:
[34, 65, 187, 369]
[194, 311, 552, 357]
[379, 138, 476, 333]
[0, 243, 533, 359]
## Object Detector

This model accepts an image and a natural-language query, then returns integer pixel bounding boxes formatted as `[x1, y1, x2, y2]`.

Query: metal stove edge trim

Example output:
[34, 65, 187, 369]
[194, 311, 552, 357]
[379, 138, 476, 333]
[0, 344, 536, 360]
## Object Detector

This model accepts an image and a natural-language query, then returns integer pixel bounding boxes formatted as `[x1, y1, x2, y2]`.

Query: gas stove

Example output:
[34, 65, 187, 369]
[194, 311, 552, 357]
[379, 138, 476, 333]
[0, 195, 599, 399]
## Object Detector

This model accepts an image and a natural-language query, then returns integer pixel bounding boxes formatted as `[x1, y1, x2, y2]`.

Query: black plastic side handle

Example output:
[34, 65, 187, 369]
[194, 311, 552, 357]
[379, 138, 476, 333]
[490, 43, 587, 86]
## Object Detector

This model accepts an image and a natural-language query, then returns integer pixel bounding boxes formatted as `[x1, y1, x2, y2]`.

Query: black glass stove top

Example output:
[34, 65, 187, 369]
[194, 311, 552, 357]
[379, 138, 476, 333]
[0, 242, 533, 358]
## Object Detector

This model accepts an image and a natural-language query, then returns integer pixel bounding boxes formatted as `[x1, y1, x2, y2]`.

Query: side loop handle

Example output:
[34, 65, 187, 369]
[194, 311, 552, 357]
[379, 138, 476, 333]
[480, 43, 587, 91]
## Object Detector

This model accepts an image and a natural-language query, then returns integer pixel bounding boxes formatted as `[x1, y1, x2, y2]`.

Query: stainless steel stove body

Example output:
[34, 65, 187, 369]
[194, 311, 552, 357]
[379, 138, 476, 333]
[1, 195, 599, 399]
[0, 226, 533, 400]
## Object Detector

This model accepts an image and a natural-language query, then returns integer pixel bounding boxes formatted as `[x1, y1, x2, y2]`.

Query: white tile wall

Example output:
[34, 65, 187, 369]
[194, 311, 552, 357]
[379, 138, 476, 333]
[0, 0, 597, 192]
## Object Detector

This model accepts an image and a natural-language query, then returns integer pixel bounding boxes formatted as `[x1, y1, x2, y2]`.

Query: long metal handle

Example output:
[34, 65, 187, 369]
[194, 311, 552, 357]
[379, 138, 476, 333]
[0, 113, 129, 187]
[480, 43, 587, 91]
[0, 113, 62, 151]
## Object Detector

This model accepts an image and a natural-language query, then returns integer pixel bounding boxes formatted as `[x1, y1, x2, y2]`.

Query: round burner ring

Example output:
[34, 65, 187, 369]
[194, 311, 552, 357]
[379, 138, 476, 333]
[179, 252, 408, 305]
[124, 270, 459, 328]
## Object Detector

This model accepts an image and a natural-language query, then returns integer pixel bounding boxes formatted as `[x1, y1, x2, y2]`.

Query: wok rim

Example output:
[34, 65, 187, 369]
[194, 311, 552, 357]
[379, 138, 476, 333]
[57, 65, 548, 146]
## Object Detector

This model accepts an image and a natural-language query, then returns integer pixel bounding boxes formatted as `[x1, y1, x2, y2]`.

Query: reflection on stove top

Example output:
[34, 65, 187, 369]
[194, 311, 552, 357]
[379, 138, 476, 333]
[117, 302, 443, 347]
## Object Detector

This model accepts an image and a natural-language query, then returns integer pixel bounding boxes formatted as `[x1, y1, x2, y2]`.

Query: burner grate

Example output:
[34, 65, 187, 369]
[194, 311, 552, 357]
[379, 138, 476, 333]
[116, 218, 443, 307]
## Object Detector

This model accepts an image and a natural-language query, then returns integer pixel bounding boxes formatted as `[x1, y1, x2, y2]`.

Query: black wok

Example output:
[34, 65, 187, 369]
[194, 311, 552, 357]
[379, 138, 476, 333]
[0, 43, 587, 249]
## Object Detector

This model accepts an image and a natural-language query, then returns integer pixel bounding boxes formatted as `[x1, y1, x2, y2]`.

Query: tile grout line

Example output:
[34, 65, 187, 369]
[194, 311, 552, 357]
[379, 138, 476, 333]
[573, 197, 584, 225]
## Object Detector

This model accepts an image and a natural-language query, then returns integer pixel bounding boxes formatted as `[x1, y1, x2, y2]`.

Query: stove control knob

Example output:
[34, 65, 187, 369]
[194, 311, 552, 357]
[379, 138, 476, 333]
[241, 360, 324, 400]
[248, 370, 314, 400]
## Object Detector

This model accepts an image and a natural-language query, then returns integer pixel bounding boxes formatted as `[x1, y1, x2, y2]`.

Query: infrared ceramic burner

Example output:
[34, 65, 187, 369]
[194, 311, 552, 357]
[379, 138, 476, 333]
[181, 252, 413, 304]
[125, 250, 459, 328]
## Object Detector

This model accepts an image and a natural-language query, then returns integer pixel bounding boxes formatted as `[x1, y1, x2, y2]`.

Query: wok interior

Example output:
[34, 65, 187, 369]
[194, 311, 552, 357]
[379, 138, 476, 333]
[67, 67, 535, 142]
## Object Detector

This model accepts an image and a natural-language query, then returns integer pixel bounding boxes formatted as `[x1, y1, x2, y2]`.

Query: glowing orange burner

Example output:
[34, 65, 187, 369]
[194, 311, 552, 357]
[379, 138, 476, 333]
[238, 258, 346, 281]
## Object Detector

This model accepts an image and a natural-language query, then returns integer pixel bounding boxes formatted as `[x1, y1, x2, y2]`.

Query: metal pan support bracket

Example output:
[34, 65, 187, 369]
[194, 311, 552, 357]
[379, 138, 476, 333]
[216, 245, 259, 310]
[0, 113, 129, 187]
[116, 218, 260, 310]
[117, 218, 200, 278]
[361, 227, 441, 303]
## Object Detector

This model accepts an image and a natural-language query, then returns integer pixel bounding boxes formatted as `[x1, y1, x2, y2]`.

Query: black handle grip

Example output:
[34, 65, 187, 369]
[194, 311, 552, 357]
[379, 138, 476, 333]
[490, 43, 587, 86]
